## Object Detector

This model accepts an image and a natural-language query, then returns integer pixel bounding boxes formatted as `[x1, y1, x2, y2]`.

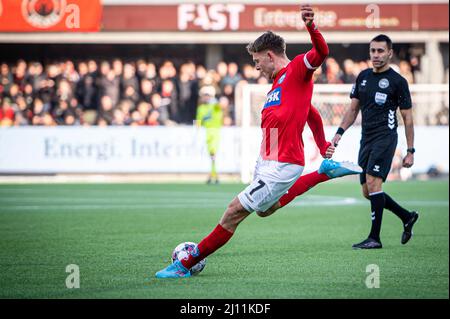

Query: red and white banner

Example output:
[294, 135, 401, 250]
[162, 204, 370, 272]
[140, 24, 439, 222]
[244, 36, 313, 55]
[0, 0, 102, 32]
[102, 3, 449, 32]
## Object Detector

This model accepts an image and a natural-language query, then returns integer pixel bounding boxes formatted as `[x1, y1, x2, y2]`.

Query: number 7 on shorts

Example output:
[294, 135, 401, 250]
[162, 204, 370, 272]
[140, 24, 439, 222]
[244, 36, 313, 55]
[249, 180, 266, 196]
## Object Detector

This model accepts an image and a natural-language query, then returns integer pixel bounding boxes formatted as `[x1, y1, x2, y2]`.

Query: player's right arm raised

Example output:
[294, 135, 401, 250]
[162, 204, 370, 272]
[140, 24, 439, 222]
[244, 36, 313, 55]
[331, 98, 360, 146]
[301, 4, 329, 70]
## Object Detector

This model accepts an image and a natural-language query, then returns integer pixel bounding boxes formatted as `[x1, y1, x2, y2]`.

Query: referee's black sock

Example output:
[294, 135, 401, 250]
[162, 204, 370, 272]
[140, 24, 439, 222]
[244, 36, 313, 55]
[384, 193, 411, 224]
[368, 192, 385, 242]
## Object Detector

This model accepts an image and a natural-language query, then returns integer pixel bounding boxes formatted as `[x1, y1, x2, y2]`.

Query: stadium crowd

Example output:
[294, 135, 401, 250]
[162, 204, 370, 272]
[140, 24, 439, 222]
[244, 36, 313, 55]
[0, 57, 443, 127]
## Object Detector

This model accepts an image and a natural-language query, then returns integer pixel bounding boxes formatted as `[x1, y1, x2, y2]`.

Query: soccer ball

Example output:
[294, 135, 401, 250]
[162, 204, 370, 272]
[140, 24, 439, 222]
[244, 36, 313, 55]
[171, 242, 206, 276]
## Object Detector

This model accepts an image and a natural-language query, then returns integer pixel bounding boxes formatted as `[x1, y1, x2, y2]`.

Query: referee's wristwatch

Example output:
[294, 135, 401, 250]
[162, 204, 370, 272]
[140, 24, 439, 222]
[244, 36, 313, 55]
[407, 147, 416, 154]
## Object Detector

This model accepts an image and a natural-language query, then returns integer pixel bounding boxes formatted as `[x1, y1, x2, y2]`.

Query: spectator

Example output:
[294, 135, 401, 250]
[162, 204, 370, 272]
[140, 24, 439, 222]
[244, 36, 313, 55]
[62, 60, 80, 84]
[121, 63, 139, 97]
[219, 96, 233, 126]
[112, 59, 123, 77]
[53, 99, 70, 125]
[13, 59, 27, 90]
[325, 57, 344, 84]
[0, 63, 13, 96]
[56, 79, 73, 102]
[98, 69, 120, 108]
[37, 63, 59, 112]
[0, 55, 438, 127]
[136, 59, 148, 81]
[221, 83, 235, 123]
[150, 92, 170, 126]
[145, 62, 158, 82]
[15, 96, 32, 125]
[63, 110, 78, 126]
[140, 78, 154, 104]
[177, 63, 199, 124]
[341, 59, 357, 84]
[23, 83, 35, 108]
[216, 61, 228, 88]
[200, 70, 221, 105]
[160, 79, 179, 123]
[123, 85, 140, 108]
[7, 84, 21, 104]
[0, 98, 15, 126]
[222, 62, 242, 88]
[112, 108, 126, 126]
[196, 65, 207, 82]
[133, 101, 151, 126]
[117, 99, 133, 124]
[27, 62, 45, 91]
[76, 61, 98, 111]
[399, 60, 414, 84]
[242, 63, 257, 84]
[31, 98, 53, 126]
[96, 95, 115, 125]
[69, 97, 83, 123]
[313, 64, 327, 84]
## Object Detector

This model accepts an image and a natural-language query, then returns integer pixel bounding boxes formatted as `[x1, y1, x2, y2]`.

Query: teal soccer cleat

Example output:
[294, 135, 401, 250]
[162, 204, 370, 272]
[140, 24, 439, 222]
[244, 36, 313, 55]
[318, 159, 363, 179]
[155, 260, 191, 278]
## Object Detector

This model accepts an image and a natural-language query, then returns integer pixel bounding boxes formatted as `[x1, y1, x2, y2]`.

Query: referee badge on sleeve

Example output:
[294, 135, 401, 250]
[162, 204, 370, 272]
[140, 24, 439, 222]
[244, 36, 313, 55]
[375, 92, 387, 105]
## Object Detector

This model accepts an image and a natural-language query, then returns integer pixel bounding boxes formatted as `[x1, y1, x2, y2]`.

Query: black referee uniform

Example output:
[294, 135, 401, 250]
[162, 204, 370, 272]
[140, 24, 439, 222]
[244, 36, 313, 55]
[350, 67, 412, 183]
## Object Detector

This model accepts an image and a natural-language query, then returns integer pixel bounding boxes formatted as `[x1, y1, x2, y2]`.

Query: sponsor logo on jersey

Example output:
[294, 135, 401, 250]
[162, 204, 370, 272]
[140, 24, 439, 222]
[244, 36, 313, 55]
[374, 92, 387, 105]
[264, 87, 282, 108]
[277, 73, 286, 84]
[202, 110, 212, 122]
[378, 78, 389, 89]
[361, 80, 367, 86]
[21, 0, 66, 29]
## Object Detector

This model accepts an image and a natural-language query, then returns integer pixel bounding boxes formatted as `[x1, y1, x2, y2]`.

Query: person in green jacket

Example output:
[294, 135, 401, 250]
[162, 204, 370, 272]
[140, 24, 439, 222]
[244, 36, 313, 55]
[196, 85, 223, 184]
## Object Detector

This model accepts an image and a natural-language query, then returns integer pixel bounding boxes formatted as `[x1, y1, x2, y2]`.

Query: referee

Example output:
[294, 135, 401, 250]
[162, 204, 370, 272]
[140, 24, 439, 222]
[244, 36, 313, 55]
[332, 34, 419, 249]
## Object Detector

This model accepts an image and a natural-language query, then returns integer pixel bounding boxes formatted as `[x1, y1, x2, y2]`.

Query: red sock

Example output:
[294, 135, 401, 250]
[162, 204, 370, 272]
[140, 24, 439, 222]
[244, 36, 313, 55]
[279, 171, 330, 208]
[181, 224, 233, 269]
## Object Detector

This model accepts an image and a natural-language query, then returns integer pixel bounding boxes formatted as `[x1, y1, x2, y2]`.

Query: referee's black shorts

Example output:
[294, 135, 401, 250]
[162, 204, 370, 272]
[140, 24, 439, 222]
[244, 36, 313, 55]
[358, 133, 398, 184]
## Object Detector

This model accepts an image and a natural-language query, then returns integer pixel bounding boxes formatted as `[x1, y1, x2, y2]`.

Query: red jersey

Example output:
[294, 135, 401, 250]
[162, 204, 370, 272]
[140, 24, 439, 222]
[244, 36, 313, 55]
[260, 24, 329, 166]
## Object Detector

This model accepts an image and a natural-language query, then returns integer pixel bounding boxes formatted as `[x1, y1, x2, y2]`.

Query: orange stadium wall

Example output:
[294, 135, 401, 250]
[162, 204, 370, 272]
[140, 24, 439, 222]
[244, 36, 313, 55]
[0, 0, 102, 32]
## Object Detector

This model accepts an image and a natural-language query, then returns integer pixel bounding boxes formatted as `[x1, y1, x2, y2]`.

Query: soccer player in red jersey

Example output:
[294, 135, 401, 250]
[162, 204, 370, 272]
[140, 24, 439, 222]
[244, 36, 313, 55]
[156, 4, 362, 278]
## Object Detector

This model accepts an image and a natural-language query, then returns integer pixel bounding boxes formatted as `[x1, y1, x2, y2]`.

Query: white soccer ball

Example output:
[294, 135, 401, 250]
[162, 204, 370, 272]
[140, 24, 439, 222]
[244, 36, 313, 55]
[171, 241, 206, 276]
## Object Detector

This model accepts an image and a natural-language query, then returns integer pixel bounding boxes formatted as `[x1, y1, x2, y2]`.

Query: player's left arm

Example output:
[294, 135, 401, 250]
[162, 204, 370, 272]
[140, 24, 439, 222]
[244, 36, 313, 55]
[398, 77, 414, 168]
[301, 4, 329, 71]
[400, 108, 414, 168]
[307, 104, 334, 158]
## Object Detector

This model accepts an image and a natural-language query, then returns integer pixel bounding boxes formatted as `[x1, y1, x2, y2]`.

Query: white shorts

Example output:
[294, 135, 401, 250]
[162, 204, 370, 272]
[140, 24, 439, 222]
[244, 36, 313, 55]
[238, 157, 304, 213]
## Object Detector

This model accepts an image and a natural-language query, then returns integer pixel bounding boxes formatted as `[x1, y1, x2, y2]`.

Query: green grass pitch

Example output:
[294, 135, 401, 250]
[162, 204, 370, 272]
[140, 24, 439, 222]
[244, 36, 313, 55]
[0, 180, 448, 299]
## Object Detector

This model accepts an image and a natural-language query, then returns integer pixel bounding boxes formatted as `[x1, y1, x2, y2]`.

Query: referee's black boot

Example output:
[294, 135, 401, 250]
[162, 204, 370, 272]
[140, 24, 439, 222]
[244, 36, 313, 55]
[401, 211, 419, 245]
[352, 237, 382, 249]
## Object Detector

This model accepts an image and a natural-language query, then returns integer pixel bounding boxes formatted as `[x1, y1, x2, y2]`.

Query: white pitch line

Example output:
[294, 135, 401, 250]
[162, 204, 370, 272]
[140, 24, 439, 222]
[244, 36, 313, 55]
[1, 199, 447, 211]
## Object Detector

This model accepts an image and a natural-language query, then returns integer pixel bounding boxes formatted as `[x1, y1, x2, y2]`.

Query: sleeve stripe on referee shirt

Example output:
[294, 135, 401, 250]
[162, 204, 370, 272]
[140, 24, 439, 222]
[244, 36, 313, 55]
[303, 54, 318, 70]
